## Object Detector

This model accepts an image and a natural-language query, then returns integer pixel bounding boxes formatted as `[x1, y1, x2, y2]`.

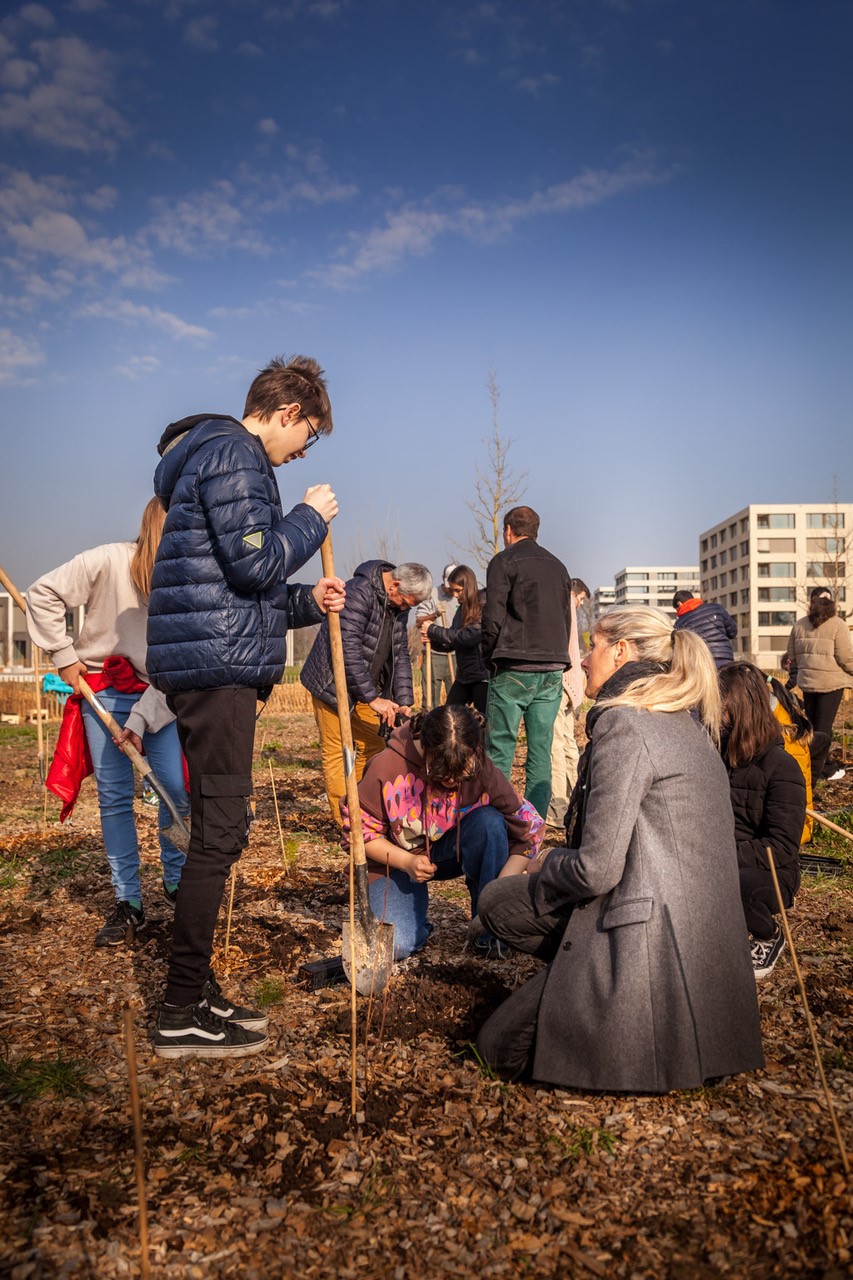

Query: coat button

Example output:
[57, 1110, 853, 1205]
[562, 941, 572, 951]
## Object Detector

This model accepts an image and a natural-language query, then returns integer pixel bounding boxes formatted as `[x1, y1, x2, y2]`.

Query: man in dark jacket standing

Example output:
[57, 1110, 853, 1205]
[301, 559, 432, 824]
[481, 506, 571, 817]
[673, 591, 738, 667]
[146, 355, 344, 1060]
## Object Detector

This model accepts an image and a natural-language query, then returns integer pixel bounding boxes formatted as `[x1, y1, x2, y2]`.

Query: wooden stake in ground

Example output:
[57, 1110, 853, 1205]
[32, 644, 46, 785]
[438, 604, 455, 687]
[424, 638, 433, 711]
[765, 844, 850, 1176]
[122, 1008, 152, 1280]
[269, 758, 288, 874]
[41, 729, 49, 835]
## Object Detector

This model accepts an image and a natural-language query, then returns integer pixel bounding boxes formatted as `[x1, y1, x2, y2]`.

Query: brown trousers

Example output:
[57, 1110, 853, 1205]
[312, 695, 385, 825]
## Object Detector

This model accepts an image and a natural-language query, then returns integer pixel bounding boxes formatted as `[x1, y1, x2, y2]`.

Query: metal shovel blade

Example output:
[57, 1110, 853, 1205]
[341, 915, 395, 996]
[341, 866, 395, 995]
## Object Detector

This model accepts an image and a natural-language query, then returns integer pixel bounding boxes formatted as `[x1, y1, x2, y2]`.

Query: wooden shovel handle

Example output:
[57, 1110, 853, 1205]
[807, 808, 853, 844]
[320, 534, 367, 870]
[0, 563, 26, 611]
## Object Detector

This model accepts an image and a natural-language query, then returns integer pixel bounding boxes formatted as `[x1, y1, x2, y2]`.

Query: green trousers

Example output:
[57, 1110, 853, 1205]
[485, 669, 563, 818]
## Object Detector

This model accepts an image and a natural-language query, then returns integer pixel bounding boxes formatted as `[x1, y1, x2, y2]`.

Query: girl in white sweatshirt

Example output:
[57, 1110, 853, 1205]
[26, 499, 188, 945]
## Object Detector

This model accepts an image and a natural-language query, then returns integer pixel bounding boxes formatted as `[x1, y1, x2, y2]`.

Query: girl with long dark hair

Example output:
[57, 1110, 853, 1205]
[718, 662, 806, 979]
[342, 703, 543, 959]
[421, 565, 489, 714]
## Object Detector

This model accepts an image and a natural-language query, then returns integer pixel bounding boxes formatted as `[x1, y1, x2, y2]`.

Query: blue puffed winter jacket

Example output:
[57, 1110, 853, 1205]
[300, 559, 415, 710]
[146, 414, 327, 694]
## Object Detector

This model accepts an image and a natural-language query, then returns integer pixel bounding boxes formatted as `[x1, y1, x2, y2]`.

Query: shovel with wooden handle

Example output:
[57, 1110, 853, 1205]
[0, 563, 191, 855]
[320, 532, 395, 995]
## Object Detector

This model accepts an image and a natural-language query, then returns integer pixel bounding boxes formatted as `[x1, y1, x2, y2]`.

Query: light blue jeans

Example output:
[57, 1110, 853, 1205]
[81, 690, 188, 903]
[367, 804, 510, 960]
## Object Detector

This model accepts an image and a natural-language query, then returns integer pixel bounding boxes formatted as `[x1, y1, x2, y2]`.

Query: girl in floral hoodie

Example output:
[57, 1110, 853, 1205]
[342, 704, 544, 959]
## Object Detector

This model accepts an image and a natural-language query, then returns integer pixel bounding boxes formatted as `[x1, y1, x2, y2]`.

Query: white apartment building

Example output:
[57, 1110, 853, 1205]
[0, 591, 84, 671]
[699, 503, 852, 669]
[592, 584, 615, 619]
[613, 565, 700, 618]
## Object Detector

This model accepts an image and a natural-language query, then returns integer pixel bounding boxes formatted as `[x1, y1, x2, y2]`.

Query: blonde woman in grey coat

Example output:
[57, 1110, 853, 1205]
[476, 607, 764, 1093]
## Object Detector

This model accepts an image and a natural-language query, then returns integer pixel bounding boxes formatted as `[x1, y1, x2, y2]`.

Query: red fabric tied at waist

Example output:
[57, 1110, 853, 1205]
[47, 657, 159, 822]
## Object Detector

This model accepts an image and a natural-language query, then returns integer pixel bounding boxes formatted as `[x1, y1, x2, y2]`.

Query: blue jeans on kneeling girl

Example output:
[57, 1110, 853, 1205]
[367, 804, 510, 960]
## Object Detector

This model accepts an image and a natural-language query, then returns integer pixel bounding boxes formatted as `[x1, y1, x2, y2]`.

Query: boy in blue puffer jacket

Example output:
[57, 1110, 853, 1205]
[147, 355, 343, 1060]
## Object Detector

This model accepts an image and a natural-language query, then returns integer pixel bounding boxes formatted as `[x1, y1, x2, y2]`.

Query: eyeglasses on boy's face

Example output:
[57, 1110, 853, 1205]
[300, 414, 320, 451]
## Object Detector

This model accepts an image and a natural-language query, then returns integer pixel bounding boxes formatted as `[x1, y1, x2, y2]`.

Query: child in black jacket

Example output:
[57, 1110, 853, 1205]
[719, 663, 806, 980]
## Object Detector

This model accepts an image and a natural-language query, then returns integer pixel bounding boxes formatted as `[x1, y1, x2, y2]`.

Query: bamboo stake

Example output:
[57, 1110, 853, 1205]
[269, 759, 288, 875]
[32, 644, 45, 784]
[807, 809, 853, 844]
[439, 604, 455, 686]
[424, 639, 433, 711]
[41, 729, 49, 834]
[122, 1008, 152, 1280]
[765, 845, 850, 1175]
[223, 865, 237, 965]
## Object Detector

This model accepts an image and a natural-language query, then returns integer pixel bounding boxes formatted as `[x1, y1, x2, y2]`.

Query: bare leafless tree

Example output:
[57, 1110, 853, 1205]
[461, 368, 528, 573]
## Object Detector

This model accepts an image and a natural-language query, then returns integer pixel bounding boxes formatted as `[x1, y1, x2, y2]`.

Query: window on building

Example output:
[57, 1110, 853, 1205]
[701, 559, 708, 573]
[720, 572, 728, 586]
[757, 513, 795, 529]
[807, 561, 846, 578]
[701, 538, 708, 553]
[807, 537, 845, 554]
[626, 573, 649, 581]
[758, 587, 796, 602]
[13, 639, 27, 661]
[64, 610, 75, 636]
[730, 592, 738, 607]
[759, 635, 790, 652]
[741, 517, 749, 533]
[720, 550, 727, 565]
[807, 512, 845, 529]
[659, 573, 677, 581]
[740, 589, 750, 605]
[710, 576, 718, 589]
[757, 563, 796, 578]
[729, 523, 737, 538]
[758, 611, 796, 627]
[740, 541, 749, 557]
[710, 555, 718, 569]
[710, 533, 718, 548]
[720, 527, 727, 543]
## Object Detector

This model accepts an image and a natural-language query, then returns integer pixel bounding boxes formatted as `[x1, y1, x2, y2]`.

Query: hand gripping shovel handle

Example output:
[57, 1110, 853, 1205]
[77, 678, 190, 853]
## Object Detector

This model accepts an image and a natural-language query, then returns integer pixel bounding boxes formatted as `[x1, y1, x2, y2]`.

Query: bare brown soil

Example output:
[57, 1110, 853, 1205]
[1, 712, 852, 1279]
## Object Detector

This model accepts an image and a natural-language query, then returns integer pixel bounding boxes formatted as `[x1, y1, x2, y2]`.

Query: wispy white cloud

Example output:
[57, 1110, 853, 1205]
[78, 299, 214, 342]
[184, 15, 218, 53]
[146, 180, 270, 256]
[0, 326, 44, 383]
[117, 354, 161, 379]
[18, 5, 55, 31]
[315, 159, 668, 287]
[0, 33, 131, 155]
[516, 71, 559, 95]
[257, 117, 278, 137]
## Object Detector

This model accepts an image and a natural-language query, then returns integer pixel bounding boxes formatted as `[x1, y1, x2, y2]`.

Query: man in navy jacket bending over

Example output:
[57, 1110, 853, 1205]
[146, 355, 343, 1060]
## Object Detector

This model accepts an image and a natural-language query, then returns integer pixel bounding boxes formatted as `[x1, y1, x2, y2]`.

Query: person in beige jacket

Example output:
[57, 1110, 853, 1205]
[26, 498, 188, 945]
[785, 587, 853, 781]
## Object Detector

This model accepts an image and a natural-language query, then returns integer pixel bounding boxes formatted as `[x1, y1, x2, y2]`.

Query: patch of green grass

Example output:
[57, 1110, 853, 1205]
[38, 845, 92, 883]
[825, 1048, 850, 1071]
[326, 1168, 390, 1221]
[547, 1124, 619, 1161]
[0, 857, 22, 890]
[0, 723, 38, 742]
[0, 1049, 91, 1103]
[454, 1041, 503, 1083]
[254, 976, 286, 1008]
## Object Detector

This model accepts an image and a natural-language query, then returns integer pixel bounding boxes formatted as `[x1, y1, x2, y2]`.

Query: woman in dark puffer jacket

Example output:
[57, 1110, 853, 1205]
[422, 565, 489, 714]
[719, 663, 806, 981]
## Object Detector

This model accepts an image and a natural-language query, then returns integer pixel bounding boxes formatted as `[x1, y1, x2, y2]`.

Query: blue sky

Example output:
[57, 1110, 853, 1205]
[1, 0, 851, 598]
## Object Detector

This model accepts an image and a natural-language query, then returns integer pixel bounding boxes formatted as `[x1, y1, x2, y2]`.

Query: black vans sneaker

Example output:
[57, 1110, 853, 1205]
[152, 1002, 268, 1060]
[202, 975, 268, 1032]
[751, 928, 785, 980]
[95, 901, 145, 947]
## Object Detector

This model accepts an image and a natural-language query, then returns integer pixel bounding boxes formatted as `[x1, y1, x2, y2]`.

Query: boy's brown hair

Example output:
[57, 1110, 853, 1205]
[504, 505, 540, 540]
[243, 355, 333, 432]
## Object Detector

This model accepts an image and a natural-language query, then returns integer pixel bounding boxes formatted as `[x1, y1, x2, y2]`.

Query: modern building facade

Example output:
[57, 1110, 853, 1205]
[1, 591, 84, 671]
[592, 584, 616, 619]
[698, 503, 852, 669]
[613, 566, 700, 618]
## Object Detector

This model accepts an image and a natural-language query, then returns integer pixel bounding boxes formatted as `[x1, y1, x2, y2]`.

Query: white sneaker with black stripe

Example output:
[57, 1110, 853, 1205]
[202, 975, 268, 1032]
[152, 1002, 268, 1060]
[751, 928, 785, 980]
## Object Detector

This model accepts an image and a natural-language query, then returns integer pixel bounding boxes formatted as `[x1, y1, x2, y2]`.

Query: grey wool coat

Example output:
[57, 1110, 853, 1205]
[531, 705, 764, 1093]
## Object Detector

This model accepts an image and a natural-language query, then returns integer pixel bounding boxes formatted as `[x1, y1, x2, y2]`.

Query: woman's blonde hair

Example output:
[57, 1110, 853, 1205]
[594, 607, 722, 743]
[130, 497, 166, 601]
